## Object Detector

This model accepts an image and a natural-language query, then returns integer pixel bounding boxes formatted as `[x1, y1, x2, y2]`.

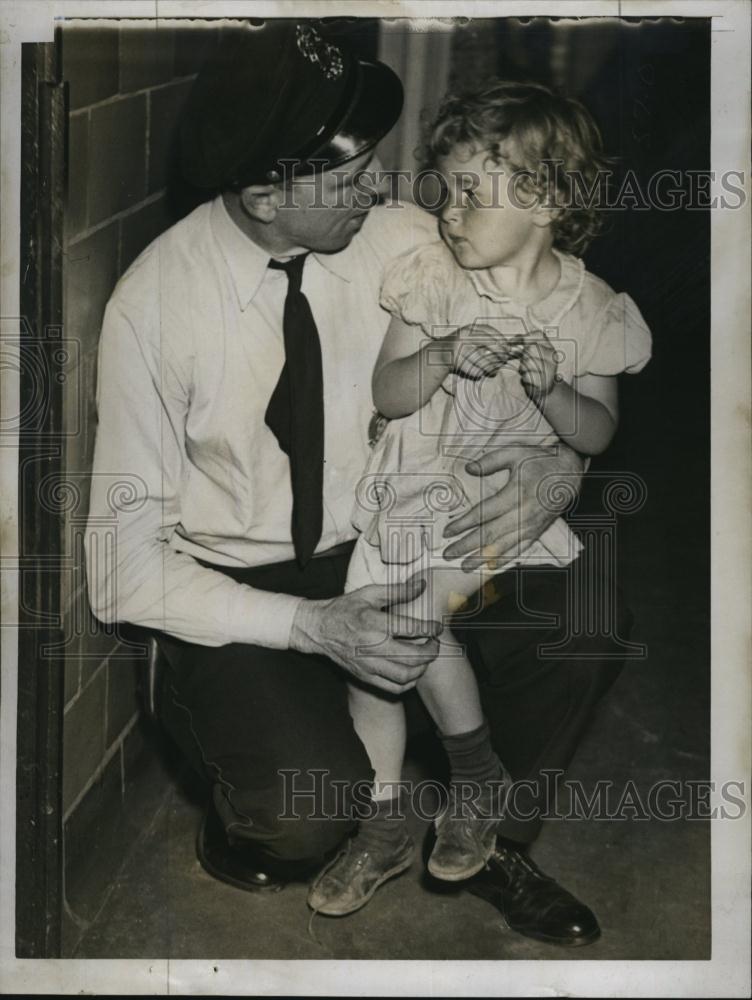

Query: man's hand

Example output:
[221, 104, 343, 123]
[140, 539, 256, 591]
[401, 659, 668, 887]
[289, 575, 442, 694]
[442, 444, 585, 570]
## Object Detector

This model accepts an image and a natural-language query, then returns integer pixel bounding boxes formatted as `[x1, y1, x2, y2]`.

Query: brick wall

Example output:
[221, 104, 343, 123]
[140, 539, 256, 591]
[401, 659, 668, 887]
[59, 19, 218, 954]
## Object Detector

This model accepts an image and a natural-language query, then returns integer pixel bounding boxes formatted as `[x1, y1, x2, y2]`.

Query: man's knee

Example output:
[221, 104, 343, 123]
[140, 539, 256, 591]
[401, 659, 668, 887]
[244, 771, 368, 862]
[264, 814, 357, 863]
[225, 751, 374, 863]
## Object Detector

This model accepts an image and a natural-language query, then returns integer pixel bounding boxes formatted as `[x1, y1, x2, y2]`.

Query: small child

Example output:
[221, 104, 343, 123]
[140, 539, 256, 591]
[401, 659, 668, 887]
[309, 80, 651, 915]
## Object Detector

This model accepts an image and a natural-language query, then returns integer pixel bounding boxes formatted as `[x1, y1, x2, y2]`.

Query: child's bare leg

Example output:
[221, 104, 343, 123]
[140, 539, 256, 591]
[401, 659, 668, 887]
[346, 682, 411, 854]
[400, 565, 509, 881]
[397, 562, 489, 733]
[307, 683, 414, 916]
[347, 682, 406, 801]
[416, 636, 484, 734]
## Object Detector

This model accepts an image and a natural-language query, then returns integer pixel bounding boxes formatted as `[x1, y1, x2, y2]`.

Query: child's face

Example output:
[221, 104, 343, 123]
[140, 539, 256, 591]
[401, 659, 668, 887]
[437, 142, 544, 270]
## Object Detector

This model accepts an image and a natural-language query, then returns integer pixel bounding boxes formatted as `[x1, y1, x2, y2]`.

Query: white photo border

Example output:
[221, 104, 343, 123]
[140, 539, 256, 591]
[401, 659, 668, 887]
[0, 1, 749, 996]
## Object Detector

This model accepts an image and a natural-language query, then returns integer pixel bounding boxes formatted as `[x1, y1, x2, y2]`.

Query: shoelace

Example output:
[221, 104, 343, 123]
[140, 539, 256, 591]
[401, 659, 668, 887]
[491, 848, 561, 903]
[437, 813, 484, 847]
[442, 774, 510, 822]
[306, 839, 407, 944]
[307, 906, 324, 948]
[306, 844, 352, 947]
[306, 842, 371, 947]
[437, 793, 504, 839]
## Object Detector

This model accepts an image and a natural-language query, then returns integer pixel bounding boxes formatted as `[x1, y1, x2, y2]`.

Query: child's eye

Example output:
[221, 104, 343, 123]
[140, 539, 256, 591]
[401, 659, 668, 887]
[438, 176, 481, 211]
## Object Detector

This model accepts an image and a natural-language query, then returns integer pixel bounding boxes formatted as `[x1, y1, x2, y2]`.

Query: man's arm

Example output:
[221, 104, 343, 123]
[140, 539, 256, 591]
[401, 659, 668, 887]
[86, 294, 441, 690]
[442, 443, 586, 570]
[85, 297, 303, 648]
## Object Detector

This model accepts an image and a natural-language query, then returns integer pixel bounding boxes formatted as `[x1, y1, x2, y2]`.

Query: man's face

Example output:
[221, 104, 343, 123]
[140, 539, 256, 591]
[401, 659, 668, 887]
[271, 151, 388, 253]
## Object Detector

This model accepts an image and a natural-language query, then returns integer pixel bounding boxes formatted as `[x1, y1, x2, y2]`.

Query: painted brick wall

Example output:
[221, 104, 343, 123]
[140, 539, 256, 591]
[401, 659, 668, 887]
[59, 19, 217, 951]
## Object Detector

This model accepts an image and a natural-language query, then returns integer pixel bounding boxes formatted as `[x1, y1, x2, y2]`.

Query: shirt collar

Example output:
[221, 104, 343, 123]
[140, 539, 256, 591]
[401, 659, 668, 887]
[210, 196, 272, 311]
[312, 247, 353, 283]
[210, 195, 352, 311]
[310, 204, 387, 283]
[466, 248, 585, 328]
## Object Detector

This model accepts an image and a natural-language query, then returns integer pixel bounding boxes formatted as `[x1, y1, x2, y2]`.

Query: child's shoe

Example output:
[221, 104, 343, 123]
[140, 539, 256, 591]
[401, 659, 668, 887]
[307, 829, 415, 916]
[428, 774, 509, 882]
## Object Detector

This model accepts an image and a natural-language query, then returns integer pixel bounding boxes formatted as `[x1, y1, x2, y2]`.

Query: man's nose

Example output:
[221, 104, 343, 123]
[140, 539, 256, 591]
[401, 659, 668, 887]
[366, 154, 390, 199]
[369, 153, 384, 175]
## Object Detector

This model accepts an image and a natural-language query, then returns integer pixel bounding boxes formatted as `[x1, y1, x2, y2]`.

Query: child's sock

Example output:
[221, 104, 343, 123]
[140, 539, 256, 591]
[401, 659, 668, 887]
[439, 719, 504, 789]
[357, 793, 408, 851]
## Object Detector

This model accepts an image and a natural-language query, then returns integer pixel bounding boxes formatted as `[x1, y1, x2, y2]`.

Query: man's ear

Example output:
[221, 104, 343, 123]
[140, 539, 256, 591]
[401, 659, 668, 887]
[239, 184, 282, 223]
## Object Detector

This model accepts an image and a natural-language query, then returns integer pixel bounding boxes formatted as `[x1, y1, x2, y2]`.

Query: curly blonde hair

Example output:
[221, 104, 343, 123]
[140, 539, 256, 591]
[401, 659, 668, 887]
[421, 80, 613, 256]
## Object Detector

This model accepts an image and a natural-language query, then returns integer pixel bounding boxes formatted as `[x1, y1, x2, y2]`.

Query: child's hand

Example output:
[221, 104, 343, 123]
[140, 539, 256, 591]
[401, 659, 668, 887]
[450, 323, 519, 380]
[518, 333, 561, 399]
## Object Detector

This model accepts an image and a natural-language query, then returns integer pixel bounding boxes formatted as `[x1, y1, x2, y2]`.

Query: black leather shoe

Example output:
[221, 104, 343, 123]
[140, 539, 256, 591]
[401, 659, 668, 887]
[196, 805, 285, 893]
[467, 845, 601, 946]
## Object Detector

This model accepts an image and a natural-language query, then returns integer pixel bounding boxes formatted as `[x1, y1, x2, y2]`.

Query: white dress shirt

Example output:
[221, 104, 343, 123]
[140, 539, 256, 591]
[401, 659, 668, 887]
[85, 195, 437, 648]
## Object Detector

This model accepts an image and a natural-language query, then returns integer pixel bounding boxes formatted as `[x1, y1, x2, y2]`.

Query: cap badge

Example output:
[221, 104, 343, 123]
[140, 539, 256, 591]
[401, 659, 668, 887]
[296, 24, 344, 81]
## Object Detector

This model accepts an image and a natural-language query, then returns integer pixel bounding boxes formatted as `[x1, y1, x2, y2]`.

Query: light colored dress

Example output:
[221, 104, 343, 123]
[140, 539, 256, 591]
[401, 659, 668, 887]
[345, 239, 652, 608]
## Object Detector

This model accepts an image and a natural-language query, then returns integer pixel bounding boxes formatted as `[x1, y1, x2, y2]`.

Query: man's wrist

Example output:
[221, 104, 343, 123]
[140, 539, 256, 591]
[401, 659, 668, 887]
[290, 597, 324, 653]
[226, 587, 304, 649]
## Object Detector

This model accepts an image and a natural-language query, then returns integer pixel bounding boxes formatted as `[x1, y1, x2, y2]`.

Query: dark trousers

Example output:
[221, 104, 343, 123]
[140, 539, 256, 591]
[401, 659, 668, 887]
[157, 545, 631, 865]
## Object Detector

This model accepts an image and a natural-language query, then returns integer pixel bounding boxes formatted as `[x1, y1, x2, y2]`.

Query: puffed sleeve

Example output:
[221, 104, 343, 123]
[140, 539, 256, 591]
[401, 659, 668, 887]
[379, 241, 468, 338]
[582, 292, 653, 376]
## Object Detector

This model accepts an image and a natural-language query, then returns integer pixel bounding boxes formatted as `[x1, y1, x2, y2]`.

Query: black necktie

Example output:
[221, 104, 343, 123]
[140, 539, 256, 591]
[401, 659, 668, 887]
[265, 254, 324, 567]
